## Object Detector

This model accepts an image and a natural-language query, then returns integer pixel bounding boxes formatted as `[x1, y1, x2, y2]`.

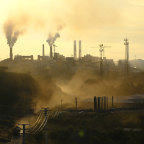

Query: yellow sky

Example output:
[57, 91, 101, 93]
[0, 0, 144, 60]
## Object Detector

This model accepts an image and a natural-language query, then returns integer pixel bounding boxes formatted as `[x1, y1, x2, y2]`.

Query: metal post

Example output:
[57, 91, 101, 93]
[107, 96, 109, 111]
[99, 44, 104, 76]
[94, 96, 97, 112]
[18, 124, 29, 144]
[104, 96, 107, 111]
[98, 97, 101, 112]
[101, 97, 104, 112]
[124, 38, 129, 76]
[43, 108, 48, 144]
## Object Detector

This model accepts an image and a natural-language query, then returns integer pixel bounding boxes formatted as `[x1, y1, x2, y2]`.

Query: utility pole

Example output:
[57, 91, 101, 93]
[99, 44, 104, 76]
[104, 96, 107, 111]
[99, 44, 111, 76]
[124, 38, 129, 76]
[94, 96, 97, 112]
[42, 108, 49, 144]
[18, 124, 29, 144]
[101, 97, 104, 112]
[107, 96, 109, 111]
[91, 44, 110, 76]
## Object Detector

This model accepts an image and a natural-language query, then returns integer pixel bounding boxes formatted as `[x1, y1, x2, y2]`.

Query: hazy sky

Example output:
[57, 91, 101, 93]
[0, 0, 144, 60]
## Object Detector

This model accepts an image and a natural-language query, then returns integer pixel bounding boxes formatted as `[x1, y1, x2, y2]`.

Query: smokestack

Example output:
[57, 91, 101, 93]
[42, 44, 45, 57]
[74, 40, 77, 60]
[50, 46, 53, 59]
[46, 33, 60, 59]
[10, 47, 13, 60]
[79, 40, 82, 59]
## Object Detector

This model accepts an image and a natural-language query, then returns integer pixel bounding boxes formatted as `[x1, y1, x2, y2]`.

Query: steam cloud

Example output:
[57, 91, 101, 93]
[46, 33, 60, 46]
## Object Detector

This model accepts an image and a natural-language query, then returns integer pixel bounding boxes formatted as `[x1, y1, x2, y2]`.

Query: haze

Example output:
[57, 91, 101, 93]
[0, 0, 144, 60]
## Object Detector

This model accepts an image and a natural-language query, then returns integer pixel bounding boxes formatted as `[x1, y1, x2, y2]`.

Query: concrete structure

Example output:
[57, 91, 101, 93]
[74, 40, 77, 60]
[14, 55, 33, 61]
[79, 40, 82, 59]
[37, 55, 50, 61]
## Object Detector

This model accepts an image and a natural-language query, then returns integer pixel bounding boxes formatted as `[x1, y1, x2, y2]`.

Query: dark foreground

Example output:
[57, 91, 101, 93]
[10, 111, 144, 144]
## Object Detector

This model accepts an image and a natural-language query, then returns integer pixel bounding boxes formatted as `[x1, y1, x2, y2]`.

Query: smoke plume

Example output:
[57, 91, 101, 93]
[4, 22, 21, 48]
[46, 33, 60, 46]
[3, 14, 29, 48]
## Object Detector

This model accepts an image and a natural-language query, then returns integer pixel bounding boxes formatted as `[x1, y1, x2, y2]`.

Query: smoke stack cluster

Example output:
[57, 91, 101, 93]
[73, 40, 82, 60]
[46, 33, 60, 59]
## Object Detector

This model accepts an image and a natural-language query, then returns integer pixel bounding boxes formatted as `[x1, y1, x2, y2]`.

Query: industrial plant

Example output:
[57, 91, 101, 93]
[0, 35, 141, 77]
[1, 35, 144, 144]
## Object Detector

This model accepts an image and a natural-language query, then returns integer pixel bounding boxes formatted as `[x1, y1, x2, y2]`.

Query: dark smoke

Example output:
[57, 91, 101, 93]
[46, 33, 60, 46]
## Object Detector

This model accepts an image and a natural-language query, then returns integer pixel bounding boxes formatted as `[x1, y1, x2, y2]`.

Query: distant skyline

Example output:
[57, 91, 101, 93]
[0, 0, 144, 60]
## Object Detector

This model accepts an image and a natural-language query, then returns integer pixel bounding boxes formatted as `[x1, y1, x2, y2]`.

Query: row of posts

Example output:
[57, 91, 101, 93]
[19, 96, 114, 144]
[94, 96, 113, 112]
[74, 96, 114, 112]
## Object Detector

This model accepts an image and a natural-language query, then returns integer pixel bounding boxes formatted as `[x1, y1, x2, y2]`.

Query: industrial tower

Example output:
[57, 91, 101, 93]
[99, 44, 104, 76]
[50, 46, 53, 59]
[124, 38, 129, 76]
[42, 44, 45, 57]
[74, 40, 77, 60]
[79, 40, 82, 59]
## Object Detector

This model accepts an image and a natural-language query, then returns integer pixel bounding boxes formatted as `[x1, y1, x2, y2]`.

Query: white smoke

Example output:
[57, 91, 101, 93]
[46, 33, 60, 46]
[4, 22, 23, 48]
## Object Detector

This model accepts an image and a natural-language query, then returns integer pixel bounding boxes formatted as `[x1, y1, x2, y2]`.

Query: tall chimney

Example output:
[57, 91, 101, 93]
[79, 40, 82, 59]
[50, 46, 53, 59]
[74, 40, 77, 60]
[10, 47, 13, 60]
[42, 44, 45, 57]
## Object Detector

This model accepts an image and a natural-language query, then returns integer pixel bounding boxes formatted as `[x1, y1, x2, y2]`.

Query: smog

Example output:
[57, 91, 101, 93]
[0, 0, 144, 143]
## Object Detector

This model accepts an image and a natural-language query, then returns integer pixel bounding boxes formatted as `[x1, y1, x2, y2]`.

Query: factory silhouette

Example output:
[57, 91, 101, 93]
[1, 37, 143, 76]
